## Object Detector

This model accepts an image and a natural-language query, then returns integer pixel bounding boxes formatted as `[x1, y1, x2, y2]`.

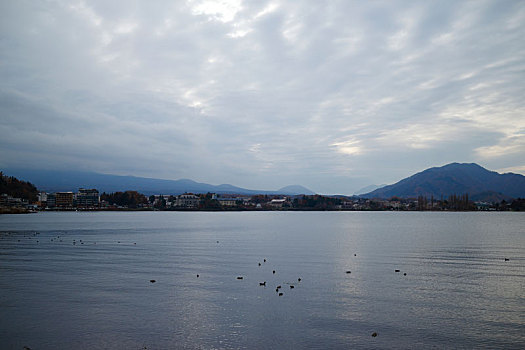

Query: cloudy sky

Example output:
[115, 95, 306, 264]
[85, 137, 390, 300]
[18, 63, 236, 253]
[1, 0, 524, 194]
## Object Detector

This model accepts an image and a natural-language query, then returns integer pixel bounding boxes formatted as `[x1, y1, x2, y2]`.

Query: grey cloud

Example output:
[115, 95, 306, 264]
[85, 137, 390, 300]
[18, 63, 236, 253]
[1, 0, 524, 194]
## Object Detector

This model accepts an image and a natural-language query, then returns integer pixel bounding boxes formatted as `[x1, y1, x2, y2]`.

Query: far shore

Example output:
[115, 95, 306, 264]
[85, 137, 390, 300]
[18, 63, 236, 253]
[1, 207, 517, 214]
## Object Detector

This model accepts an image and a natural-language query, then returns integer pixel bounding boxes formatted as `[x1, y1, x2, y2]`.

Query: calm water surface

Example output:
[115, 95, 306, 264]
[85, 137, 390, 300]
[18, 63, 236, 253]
[0, 211, 524, 349]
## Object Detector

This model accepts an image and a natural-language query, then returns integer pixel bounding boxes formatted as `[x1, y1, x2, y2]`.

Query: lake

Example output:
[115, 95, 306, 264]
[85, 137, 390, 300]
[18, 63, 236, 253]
[0, 211, 524, 349]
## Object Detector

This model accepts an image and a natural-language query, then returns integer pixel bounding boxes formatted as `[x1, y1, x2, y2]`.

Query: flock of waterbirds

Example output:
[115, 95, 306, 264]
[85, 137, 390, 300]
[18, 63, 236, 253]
[230, 257, 303, 298]
[0, 230, 140, 247]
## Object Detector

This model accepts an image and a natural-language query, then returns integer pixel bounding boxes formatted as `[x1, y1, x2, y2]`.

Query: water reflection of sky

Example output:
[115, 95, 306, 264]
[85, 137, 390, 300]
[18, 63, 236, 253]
[0, 211, 523, 349]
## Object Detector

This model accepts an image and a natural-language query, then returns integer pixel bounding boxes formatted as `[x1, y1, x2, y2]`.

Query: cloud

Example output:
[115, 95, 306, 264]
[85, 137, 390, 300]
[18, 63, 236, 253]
[475, 131, 525, 159]
[0, 0, 524, 194]
[331, 140, 363, 156]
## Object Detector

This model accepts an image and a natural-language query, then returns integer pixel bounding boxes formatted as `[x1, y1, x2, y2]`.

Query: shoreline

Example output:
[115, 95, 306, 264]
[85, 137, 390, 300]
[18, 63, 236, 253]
[1, 207, 514, 214]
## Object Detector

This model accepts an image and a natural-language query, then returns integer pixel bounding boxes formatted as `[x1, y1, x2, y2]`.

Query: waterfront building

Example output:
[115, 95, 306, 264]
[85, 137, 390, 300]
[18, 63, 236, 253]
[76, 188, 100, 207]
[218, 198, 238, 206]
[175, 194, 200, 207]
[54, 192, 74, 208]
[269, 198, 287, 208]
[38, 192, 48, 203]
[46, 193, 56, 207]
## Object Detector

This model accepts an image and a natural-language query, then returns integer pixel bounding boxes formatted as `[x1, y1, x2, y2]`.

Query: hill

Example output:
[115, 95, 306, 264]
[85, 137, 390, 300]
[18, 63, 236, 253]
[0, 172, 38, 202]
[278, 185, 315, 195]
[2, 169, 315, 196]
[362, 163, 525, 201]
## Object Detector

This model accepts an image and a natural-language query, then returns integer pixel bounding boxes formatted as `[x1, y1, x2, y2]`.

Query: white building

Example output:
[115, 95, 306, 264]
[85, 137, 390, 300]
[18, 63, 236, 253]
[38, 192, 48, 202]
[175, 194, 200, 207]
[269, 198, 288, 208]
[218, 198, 238, 206]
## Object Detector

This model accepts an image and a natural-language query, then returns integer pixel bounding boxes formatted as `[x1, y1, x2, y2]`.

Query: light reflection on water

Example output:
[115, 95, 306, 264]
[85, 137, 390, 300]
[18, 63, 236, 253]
[0, 211, 524, 349]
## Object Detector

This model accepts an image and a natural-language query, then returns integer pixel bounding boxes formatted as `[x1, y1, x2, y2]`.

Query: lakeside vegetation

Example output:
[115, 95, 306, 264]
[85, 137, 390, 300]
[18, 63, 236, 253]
[100, 191, 148, 209]
[0, 172, 38, 202]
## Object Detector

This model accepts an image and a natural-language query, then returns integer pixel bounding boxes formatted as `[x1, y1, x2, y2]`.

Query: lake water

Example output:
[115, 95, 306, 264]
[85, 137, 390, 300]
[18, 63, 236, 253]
[0, 211, 524, 349]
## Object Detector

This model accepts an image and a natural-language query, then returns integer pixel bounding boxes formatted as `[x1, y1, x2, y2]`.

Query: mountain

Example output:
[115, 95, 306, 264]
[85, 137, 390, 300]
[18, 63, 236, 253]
[2, 169, 315, 196]
[362, 163, 525, 201]
[355, 184, 387, 196]
[277, 185, 315, 195]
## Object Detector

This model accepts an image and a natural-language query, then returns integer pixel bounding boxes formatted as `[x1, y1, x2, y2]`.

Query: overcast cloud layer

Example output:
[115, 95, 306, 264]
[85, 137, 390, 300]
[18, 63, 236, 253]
[1, 0, 524, 194]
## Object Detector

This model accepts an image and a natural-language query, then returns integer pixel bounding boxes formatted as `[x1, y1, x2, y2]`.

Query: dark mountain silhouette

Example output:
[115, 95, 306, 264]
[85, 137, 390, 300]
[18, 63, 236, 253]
[362, 163, 525, 201]
[2, 169, 315, 196]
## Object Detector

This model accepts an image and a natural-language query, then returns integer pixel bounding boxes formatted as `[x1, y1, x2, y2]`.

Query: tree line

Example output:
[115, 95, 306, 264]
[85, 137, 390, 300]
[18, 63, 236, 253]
[100, 191, 148, 208]
[0, 172, 38, 202]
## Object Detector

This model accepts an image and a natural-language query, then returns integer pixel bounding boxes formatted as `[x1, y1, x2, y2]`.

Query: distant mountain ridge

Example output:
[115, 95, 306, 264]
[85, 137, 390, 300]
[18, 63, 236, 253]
[355, 184, 387, 196]
[362, 163, 525, 201]
[3, 169, 316, 196]
[277, 185, 315, 195]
